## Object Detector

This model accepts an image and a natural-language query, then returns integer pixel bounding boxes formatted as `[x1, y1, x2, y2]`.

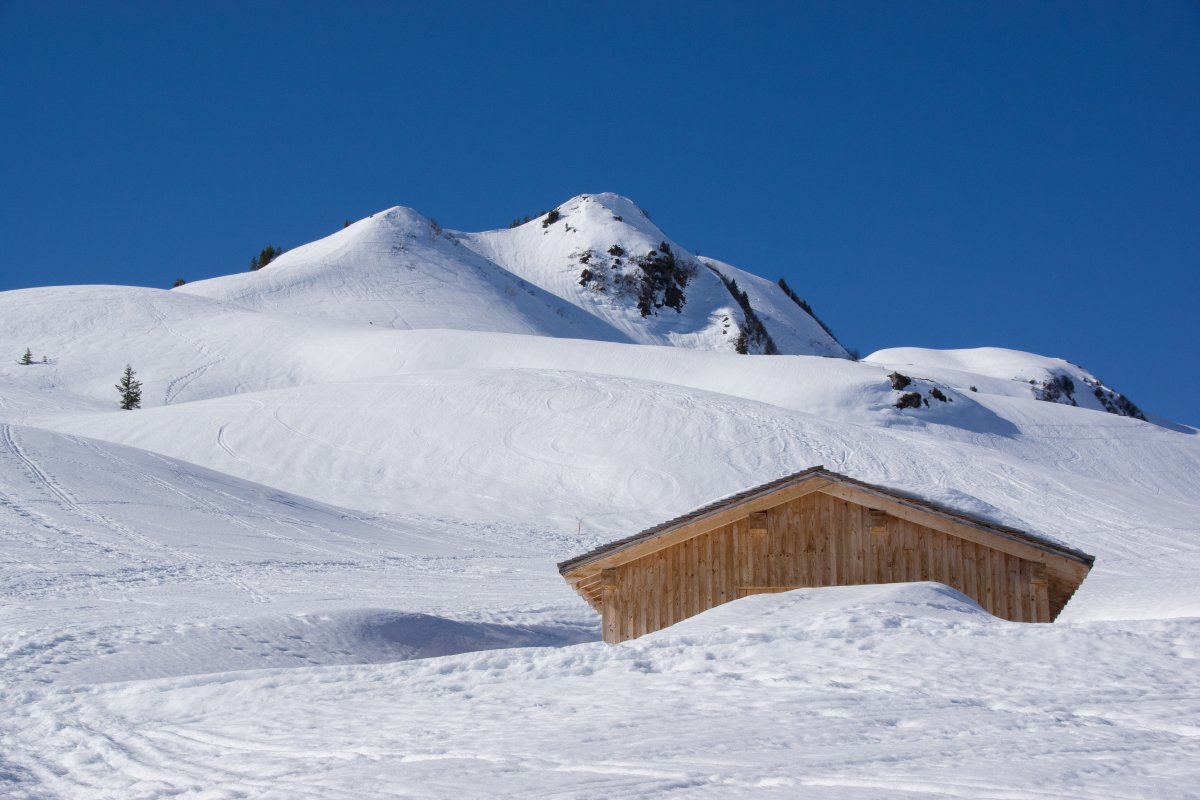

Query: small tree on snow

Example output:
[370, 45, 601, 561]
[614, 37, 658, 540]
[249, 245, 284, 272]
[116, 365, 142, 410]
[19, 348, 33, 365]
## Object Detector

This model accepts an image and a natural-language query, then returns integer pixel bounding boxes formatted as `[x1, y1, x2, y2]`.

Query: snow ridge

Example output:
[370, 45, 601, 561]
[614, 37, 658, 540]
[180, 192, 847, 357]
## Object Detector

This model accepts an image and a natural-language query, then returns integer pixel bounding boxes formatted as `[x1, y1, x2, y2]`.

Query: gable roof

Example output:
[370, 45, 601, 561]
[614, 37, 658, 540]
[558, 466, 1095, 576]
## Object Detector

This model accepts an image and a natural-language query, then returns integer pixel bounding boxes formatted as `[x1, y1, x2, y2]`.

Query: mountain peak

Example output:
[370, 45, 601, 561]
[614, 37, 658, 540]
[461, 195, 846, 357]
[343, 205, 435, 237]
[539, 192, 667, 240]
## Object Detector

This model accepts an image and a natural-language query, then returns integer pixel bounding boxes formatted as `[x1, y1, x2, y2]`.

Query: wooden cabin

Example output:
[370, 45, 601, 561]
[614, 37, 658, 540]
[559, 467, 1095, 643]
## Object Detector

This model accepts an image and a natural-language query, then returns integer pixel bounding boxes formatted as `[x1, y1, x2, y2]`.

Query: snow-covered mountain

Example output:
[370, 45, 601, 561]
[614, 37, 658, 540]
[179, 205, 626, 342]
[463, 193, 847, 356]
[2, 193, 1197, 797]
[180, 193, 848, 357]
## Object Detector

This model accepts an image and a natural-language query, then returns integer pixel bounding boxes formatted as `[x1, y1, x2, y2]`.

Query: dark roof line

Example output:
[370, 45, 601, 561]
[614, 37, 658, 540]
[558, 466, 827, 574]
[558, 466, 1095, 575]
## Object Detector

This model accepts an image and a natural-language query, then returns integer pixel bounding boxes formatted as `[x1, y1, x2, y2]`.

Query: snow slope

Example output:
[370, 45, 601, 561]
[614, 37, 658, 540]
[0, 422, 593, 687]
[703, 254, 847, 356]
[868, 346, 1152, 422]
[0, 284, 351, 411]
[6, 284, 1199, 622]
[179, 206, 626, 341]
[1, 194, 1199, 797]
[0, 281, 872, 415]
[31, 356, 1200, 624]
[5, 585, 1198, 799]
[465, 193, 848, 356]
[177, 192, 846, 356]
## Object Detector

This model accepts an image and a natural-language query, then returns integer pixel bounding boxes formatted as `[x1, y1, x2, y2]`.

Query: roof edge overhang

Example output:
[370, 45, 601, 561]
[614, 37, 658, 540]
[558, 467, 1096, 579]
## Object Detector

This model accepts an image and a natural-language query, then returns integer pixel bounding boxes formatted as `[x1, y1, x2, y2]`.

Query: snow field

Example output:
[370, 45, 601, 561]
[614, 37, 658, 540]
[0, 422, 595, 686]
[1, 191, 1198, 796]
[30, 361, 1200, 622]
[4, 585, 1198, 799]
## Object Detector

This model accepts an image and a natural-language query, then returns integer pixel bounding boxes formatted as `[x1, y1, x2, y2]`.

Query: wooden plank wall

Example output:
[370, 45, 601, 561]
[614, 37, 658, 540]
[603, 491, 1052, 642]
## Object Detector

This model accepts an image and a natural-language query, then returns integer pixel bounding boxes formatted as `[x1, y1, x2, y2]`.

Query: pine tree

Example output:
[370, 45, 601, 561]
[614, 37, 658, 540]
[19, 348, 33, 365]
[116, 365, 142, 410]
[250, 245, 284, 272]
[172, 277, 187, 288]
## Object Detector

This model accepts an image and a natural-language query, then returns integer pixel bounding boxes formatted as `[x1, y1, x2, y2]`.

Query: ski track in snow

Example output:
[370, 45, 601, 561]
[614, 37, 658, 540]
[76, 437, 363, 561]
[2, 424, 155, 560]
[3, 423, 270, 605]
[216, 421, 244, 463]
[148, 300, 227, 405]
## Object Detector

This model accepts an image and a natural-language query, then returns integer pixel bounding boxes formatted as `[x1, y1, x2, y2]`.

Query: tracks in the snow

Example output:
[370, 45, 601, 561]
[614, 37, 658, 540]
[0, 424, 269, 603]
[148, 300, 226, 405]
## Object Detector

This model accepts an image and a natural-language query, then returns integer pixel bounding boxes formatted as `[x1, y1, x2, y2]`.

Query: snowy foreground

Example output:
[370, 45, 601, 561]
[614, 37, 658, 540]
[8, 585, 1200, 799]
[2, 194, 1199, 797]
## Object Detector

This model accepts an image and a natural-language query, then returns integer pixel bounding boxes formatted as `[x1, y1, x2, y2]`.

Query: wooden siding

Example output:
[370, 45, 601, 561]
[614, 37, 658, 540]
[592, 490, 1072, 643]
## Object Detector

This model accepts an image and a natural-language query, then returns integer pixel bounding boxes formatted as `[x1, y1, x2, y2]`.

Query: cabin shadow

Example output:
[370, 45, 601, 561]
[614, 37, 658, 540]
[352, 612, 599, 660]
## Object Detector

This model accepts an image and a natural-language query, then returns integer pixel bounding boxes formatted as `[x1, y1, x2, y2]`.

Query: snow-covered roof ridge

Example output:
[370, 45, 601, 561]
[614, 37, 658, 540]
[558, 466, 1096, 575]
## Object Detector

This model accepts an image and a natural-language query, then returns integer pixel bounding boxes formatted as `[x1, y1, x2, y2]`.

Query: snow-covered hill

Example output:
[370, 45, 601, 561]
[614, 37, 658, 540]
[464, 193, 847, 356]
[179, 192, 847, 357]
[1, 194, 1198, 797]
[867, 346, 1150, 422]
[179, 205, 624, 341]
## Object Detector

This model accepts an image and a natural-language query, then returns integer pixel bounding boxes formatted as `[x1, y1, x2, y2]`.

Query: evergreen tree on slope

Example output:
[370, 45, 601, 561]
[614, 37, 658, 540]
[116, 365, 142, 410]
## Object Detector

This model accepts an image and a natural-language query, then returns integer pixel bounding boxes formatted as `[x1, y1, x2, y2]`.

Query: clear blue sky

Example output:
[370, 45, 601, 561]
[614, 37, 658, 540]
[1, 1, 1197, 425]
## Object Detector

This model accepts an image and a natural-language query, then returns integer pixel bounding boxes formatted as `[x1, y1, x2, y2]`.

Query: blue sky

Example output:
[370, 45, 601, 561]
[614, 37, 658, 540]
[1, 1, 1197, 425]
